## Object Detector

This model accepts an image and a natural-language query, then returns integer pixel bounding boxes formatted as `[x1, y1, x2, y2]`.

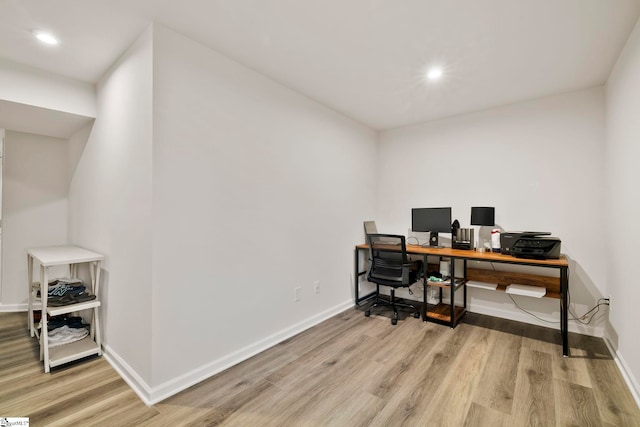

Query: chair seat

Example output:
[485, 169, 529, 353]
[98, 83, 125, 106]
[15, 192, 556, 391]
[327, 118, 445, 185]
[368, 266, 420, 288]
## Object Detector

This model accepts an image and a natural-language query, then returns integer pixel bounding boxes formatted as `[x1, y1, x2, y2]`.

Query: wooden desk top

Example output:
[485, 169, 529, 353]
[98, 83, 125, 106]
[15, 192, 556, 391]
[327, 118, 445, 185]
[356, 243, 568, 268]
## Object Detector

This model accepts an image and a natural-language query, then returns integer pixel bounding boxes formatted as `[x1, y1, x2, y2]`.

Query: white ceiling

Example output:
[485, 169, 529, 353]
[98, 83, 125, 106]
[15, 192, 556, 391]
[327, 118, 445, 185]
[1, 0, 639, 130]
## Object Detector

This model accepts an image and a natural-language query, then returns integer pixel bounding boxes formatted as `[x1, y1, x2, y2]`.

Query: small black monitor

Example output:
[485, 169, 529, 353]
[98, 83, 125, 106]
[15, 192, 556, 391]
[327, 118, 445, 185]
[470, 207, 495, 226]
[412, 207, 452, 247]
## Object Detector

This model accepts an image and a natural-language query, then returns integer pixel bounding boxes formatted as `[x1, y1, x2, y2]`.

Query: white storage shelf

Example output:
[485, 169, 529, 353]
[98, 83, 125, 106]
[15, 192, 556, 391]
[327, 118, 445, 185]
[49, 336, 101, 368]
[47, 300, 101, 317]
[32, 292, 101, 317]
[26, 245, 104, 373]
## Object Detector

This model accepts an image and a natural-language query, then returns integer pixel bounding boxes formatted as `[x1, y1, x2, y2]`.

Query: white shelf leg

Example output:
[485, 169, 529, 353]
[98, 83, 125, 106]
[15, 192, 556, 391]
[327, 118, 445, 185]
[93, 261, 102, 355]
[41, 265, 50, 373]
[27, 254, 34, 336]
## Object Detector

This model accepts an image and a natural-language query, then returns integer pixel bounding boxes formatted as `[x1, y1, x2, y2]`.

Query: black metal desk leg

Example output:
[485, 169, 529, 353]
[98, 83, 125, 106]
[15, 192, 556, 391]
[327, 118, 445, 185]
[450, 257, 455, 328]
[354, 249, 359, 305]
[463, 259, 468, 309]
[422, 254, 428, 321]
[561, 266, 569, 357]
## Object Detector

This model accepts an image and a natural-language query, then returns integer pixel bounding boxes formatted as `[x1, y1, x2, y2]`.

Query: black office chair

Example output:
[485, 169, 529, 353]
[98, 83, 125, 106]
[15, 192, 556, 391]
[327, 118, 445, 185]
[365, 234, 422, 325]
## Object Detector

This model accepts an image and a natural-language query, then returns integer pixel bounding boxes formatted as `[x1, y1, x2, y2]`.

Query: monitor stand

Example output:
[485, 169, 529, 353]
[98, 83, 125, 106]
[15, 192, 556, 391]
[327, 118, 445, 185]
[429, 232, 440, 247]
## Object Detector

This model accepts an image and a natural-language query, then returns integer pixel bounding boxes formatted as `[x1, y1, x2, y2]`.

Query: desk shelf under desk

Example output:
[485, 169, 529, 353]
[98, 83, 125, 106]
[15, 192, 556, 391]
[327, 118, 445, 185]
[425, 303, 467, 323]
[425, 265, 468, 328]
[423, 276, 467, 328]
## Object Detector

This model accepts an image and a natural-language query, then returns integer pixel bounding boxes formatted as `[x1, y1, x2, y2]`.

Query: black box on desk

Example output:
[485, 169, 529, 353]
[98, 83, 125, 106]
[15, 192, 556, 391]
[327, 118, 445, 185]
[452, 228, 474, 250]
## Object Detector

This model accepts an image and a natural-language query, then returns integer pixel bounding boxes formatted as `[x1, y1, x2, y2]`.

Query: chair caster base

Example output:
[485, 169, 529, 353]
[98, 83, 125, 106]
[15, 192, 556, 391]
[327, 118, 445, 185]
[391, 318, 397, 325]
[364, 310, 371, 317]
[413, 312, 420, 318]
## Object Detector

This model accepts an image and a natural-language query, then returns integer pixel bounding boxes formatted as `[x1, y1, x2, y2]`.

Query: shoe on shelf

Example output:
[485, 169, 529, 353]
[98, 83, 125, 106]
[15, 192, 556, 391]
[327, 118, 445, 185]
[48, 325, 88, 347]
[37, 284, 86, 298]
[47, 292, 96, 307]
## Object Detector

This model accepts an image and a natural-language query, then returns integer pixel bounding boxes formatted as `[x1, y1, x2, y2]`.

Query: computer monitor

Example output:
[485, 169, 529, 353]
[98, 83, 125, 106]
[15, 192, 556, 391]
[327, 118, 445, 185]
[411, 207, 452, 247]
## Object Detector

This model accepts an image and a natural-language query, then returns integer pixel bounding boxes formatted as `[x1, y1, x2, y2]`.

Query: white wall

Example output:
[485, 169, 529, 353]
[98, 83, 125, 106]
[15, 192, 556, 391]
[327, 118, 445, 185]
[149, 25, 376, 396]
[67, 28, 154, 384]
[605, 16, 640, 401]
[67, 122, 92, 181]
[0, 58, 95, 118]
[63, 23, 376, 403]
[1, 131, 69, 309]
[0, 58, 97, 311]
[378, 87, 606, 334]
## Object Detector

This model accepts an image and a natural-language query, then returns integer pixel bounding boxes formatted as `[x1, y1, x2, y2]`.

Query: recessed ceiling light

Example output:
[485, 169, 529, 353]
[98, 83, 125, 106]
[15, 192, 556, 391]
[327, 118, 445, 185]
[34, 31, 59, 46]
[426, 67, 443, 81]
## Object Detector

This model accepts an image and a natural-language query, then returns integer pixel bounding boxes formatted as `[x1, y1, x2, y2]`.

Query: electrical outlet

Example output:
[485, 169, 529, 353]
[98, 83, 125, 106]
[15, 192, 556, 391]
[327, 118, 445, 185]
[314, 281, 320, 294]
[295, 287, 301, 302]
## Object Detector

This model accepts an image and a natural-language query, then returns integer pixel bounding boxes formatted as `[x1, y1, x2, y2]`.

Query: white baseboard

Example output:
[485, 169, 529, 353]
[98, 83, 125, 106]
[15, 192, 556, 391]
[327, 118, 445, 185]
[104, 299, 353, 405]
[103, 344, 154, 406]
[603, 337, 640, 410]
[0, 303, 27, 312]
[467, 300, 605, 337]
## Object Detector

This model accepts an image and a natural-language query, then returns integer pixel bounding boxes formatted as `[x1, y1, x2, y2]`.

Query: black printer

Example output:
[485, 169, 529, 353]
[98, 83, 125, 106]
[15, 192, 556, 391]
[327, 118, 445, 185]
[511, 237, 561, 259]
[500, 231, 551, 256]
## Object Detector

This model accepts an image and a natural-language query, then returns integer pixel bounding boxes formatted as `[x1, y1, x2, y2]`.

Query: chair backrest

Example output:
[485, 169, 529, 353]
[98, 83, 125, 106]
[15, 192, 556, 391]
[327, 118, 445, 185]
[363, 221, 378, 235]
[366, 234, 411, 286]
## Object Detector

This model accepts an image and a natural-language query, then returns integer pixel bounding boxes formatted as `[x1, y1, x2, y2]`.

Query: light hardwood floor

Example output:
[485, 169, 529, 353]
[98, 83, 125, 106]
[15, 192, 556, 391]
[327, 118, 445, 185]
[1, 308, 639, 426]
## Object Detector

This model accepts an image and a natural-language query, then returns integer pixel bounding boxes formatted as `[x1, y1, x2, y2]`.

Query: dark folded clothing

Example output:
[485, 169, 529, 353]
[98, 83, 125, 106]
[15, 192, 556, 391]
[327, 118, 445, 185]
[49, 277, 82, 286]
[47, 292, 96, 307]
